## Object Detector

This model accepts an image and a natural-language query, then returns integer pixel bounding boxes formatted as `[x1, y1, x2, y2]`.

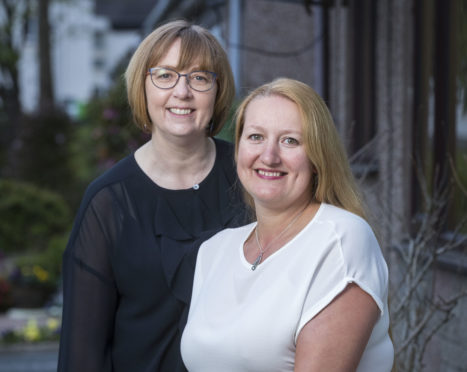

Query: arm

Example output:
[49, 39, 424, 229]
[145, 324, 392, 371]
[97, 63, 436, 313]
[294, 283, 379, 372]
[58, 188, 120, 372]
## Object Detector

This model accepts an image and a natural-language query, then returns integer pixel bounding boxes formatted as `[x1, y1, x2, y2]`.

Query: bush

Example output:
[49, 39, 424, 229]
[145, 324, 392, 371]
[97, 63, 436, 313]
[0, 179, 71, 254]
[12, 233, 68, 286]
[12, 109, 77, 203]
[1, 318, 61, 344]
[71, 65, 148, 186]
[1, 233, 69, 309]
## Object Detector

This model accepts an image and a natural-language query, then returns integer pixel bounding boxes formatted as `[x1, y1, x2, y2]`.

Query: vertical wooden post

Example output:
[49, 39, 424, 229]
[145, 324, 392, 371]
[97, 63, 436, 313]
[432, 0, 458, 226]
[411, 0, 433, 217]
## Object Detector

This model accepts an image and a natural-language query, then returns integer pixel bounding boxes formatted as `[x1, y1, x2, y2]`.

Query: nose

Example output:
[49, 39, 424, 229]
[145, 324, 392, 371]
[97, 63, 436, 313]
[260, 141, 281, 166]
[172, 75, 193, 98]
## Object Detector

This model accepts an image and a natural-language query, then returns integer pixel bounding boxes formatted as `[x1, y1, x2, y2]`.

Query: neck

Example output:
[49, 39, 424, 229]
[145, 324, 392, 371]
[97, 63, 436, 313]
[150, 132, 213, 169]
[136, 133, 215, 189]
[255, 200, 312, 248]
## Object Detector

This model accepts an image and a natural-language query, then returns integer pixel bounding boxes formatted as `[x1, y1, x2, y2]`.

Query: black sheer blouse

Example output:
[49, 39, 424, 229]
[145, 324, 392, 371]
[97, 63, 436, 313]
[58, 139, 247, 372]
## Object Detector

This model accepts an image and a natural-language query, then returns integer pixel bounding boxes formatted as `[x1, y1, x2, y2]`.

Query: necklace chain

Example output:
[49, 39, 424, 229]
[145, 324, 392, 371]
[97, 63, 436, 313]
[251, 203, 310, 271]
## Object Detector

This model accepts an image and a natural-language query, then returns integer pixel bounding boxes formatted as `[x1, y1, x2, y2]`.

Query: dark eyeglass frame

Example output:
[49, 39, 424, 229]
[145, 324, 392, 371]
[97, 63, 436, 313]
[147, 67, 217, 92]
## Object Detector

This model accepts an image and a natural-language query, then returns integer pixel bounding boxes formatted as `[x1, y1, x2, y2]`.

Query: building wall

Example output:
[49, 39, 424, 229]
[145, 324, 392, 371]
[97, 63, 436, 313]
[239, 0, 320, 96]
[236, 1, 467, 371]
[374, 0, 413, 246]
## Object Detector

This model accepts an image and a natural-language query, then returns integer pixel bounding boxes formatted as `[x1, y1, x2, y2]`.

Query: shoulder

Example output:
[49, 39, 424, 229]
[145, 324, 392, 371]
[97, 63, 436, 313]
[317, 204, 376, 248]
[201, 223, 253, 249]
[315, 204, 386, 276]
[74, 155, 139, 222]
[211, 138, 246, 213]
[85, 155, 137, 198]
[318, 203, 371, 230]
[213, 137, 234, 155]
[213, 138, 235, 167]
[198, 223, 254, 261]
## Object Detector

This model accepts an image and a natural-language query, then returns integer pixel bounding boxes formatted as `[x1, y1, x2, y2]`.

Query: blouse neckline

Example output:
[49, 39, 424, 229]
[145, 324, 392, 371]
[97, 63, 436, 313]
[131, 138, 220, 193]
[239, 203, 325, 271]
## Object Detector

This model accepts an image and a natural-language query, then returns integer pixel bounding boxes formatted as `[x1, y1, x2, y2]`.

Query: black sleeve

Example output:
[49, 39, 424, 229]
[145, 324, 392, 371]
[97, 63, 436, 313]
[57, 187, 121, 372]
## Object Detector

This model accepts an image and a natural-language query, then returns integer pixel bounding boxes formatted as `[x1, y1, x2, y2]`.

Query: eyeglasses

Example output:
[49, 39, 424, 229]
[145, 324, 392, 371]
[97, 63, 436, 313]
[147, 67, 217, 92]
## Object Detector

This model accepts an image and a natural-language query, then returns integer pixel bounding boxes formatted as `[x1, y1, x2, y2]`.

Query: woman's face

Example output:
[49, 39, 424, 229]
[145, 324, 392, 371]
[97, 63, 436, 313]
[237, 95, 313, 211]
[145, 38, 218, 140]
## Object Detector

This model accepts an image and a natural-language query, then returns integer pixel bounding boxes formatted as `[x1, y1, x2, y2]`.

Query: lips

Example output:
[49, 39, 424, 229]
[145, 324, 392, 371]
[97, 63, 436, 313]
[169, 107, 193, 115]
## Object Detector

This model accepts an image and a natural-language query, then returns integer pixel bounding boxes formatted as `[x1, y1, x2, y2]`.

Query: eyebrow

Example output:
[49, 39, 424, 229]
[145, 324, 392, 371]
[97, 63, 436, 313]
[244, 124, 303, 137]
[157, 64, 202, 71]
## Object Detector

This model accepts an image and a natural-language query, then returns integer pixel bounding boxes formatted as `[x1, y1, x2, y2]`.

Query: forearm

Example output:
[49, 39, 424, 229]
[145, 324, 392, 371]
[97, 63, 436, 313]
[58, 252, 117, 372]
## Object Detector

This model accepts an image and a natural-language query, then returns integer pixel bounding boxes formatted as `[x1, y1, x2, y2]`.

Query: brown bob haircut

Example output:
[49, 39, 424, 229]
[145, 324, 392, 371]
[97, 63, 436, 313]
[125, 20, 235, 136]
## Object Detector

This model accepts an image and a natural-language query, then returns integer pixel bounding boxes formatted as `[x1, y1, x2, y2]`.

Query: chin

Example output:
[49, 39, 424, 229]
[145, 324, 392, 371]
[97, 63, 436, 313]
[252, 193, 284, 206]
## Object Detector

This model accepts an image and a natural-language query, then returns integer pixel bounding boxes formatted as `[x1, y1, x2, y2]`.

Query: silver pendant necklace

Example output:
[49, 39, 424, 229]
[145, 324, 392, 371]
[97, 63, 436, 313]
[251, 203, 310, 271]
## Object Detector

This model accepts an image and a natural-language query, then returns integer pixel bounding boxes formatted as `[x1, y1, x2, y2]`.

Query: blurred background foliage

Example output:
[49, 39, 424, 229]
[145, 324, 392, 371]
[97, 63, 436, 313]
[70, 63, 149, 195]
[0, 179, 70, 254]
[0, 54, 148, 310]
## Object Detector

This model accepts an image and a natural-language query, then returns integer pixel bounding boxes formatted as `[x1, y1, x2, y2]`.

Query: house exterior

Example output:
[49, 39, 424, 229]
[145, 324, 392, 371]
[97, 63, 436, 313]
[17, 0, 466, 370]
[19, 0, 141, 115]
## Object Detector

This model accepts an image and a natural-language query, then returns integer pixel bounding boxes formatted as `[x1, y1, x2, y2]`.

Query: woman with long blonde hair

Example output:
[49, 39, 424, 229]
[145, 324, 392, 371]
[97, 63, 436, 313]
[182, 78, 393, 371]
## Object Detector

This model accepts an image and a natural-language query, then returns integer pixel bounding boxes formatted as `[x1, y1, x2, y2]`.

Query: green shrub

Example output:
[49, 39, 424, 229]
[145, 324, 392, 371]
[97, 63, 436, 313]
[12, 232, 67, 287]
[13, 109, 76, 202]
[1, 318, 61, 344]
[0, 179, 71, 254]
[71, 66, 148, 186]
[3, 233, 69, 309]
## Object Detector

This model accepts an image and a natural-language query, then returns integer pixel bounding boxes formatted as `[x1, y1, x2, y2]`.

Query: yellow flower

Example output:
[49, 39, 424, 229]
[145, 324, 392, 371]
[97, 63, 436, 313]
[23, 319, 40, 342]
[33, 265, 49, 282]
[46, 318, 60, 332]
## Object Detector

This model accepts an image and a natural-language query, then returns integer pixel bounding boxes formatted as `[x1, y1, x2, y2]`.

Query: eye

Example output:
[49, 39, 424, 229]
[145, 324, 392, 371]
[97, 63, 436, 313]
[192, 74, 208, 82]
[282, 137, 299, 145]
[154, 69, 176, 81]
[247, 134, 263, 141]
[190, 72, 209, 82]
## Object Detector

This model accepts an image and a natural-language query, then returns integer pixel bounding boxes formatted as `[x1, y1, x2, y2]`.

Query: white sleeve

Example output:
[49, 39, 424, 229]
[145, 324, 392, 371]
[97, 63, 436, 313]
[295, 218, 389, 343]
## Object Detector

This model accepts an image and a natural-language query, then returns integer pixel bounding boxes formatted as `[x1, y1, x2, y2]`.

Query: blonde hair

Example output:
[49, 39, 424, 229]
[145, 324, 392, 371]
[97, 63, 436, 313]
[125, 20, 235, 136]
[234, 78, 368, 220]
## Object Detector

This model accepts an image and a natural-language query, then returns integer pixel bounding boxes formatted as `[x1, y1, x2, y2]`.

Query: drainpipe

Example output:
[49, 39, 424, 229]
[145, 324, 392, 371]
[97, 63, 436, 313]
[228, 0, 242, 97]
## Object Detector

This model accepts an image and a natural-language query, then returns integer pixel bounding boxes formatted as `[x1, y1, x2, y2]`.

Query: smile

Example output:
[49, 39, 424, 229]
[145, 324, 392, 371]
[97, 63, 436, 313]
[169, 108, 193, 115]
[257, 169, 284, 177]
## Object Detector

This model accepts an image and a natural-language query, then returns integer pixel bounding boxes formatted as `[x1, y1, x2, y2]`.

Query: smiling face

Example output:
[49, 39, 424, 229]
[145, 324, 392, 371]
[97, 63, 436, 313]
[145, 38, 218, 140]
[237, 95, 313, 211]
